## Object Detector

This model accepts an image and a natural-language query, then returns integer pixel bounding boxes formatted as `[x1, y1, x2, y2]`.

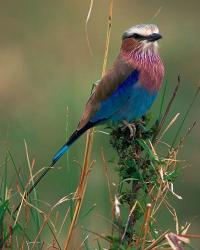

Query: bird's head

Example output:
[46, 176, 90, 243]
[122, 24, 162, 54]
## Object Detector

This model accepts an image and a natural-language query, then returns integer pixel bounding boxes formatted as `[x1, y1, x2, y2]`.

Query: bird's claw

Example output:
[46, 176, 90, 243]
[122, 120, 136, 138]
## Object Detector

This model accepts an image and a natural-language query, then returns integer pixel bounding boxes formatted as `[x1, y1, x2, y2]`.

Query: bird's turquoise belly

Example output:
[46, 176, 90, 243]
[110, 86, 157, 122]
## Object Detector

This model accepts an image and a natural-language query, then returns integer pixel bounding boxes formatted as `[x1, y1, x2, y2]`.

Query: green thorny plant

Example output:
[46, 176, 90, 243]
[102, 80, 200, 250]
[108, 117, 177, 250]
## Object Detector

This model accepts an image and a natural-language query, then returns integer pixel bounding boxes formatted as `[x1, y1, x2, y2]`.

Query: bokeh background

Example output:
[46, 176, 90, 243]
[0, 0, 199, 248]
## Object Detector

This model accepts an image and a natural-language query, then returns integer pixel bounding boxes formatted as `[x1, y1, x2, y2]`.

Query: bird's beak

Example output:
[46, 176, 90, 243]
[147, 33, 162, 42]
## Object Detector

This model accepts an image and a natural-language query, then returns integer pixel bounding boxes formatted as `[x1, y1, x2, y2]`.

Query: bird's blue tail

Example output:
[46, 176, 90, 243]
[52, 144, 70, 163]
[51, 121, 97, 164]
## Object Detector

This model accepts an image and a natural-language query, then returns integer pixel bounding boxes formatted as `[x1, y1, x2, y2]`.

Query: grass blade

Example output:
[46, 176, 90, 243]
[171, 86, 200, 148]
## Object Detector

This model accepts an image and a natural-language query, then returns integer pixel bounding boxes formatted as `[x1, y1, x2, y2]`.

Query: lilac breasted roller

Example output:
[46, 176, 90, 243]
[23, 24, 164, 199]
[53, 24, 164, 160]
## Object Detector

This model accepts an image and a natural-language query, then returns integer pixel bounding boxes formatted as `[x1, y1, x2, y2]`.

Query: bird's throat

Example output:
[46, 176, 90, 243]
[121, 38, 160, 68]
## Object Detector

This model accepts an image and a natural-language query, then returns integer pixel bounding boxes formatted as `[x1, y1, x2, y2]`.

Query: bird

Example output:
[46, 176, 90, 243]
[15, 24, 164, 211]
[52, 24, 164, 161]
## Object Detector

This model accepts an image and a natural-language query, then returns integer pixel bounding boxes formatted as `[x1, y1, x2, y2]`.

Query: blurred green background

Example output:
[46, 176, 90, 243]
[0, 0, 200, 248]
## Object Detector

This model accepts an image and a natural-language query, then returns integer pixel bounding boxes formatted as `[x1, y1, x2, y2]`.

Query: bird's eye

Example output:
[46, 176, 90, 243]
[130, 33, 145, 40]
[122, 32, 147, 40]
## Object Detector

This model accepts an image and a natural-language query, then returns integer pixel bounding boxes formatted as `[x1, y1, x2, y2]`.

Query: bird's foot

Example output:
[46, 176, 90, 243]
[122, 120, 136, 138]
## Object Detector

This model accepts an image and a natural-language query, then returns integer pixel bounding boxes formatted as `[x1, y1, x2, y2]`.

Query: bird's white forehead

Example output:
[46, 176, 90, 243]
[123, 24, 159, 37]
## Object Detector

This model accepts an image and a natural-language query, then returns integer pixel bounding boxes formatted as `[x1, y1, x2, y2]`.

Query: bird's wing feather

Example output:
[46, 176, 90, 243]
[77, 54, 135, 129]
[90, 69, 139, 122]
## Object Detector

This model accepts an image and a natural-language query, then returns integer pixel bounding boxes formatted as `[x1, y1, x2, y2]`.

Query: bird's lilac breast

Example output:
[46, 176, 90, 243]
[120, 42, 164, 93]
[121, 50, 164, 96]
[139, 64, 164, 92]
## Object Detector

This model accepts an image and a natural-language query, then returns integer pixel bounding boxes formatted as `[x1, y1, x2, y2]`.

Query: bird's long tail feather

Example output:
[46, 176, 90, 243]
[52, 120, 97, 163]
[52, 144, 69, 163]
[14, 121, 96, 213]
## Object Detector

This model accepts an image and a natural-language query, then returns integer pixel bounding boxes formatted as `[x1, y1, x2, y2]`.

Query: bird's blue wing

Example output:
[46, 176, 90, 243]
[90, 69, 139, 123]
